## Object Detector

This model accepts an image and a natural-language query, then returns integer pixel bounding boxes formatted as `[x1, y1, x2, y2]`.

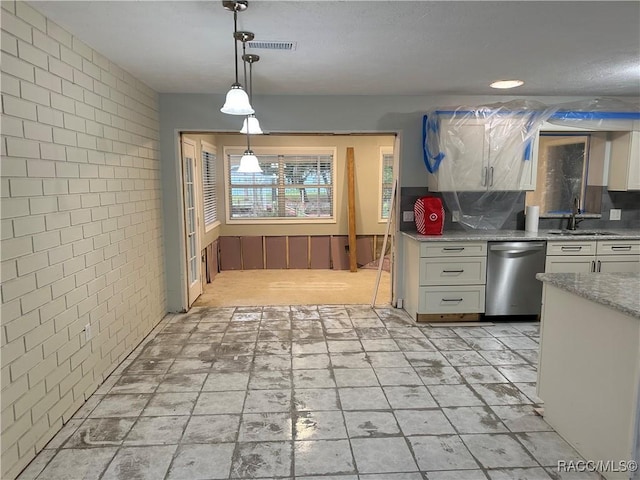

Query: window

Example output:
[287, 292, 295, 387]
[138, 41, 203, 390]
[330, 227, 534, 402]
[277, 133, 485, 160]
[202, 143, 218, 227]
[379, 147, 394, 221]
[525, 133, 603, 216]
[226, 148, 335, 222]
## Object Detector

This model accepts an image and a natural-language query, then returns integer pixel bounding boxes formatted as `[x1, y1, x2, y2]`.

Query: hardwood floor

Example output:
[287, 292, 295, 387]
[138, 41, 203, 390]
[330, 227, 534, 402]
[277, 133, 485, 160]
[193, 269, 392, 307]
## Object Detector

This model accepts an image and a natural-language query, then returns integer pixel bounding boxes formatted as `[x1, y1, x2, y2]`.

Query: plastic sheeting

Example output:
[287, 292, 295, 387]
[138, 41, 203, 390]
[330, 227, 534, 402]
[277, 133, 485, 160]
[527, 133, 590, 216]
[422, 98, 640, 230]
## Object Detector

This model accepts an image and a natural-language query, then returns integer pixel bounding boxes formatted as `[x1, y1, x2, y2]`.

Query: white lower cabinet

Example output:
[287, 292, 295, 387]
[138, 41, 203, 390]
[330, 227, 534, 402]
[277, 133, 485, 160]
[403, 238, 487, 320]
[546, 239, 640, 273]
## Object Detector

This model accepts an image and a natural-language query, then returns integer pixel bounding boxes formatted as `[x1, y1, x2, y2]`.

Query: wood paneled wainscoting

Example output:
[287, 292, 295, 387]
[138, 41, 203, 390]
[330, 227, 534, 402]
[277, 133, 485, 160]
[215, 235, 388, 271]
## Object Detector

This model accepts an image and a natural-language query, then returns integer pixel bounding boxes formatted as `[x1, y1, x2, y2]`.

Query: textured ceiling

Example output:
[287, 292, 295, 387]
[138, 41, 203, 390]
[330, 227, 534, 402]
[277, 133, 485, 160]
[31, 1, 640, 97]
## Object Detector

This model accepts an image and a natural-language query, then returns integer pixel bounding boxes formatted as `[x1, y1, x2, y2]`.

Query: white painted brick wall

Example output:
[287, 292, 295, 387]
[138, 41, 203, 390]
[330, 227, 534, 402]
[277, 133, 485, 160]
[0, 2, 166, 478]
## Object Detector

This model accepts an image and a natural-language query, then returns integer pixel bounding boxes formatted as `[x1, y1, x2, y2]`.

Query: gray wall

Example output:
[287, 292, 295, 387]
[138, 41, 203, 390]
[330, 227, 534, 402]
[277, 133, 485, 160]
[159, 93, 628, 311]
[400, 187, 640, 232]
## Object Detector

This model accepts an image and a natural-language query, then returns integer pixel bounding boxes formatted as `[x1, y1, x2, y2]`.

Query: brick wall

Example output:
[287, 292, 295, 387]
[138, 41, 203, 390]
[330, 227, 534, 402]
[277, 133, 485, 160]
[0, 2, 166, 478]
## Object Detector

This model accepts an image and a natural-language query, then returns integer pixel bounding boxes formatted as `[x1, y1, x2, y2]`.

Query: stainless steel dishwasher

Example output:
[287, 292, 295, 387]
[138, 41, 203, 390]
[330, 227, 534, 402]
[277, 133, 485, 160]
[485, 241, 546, 316]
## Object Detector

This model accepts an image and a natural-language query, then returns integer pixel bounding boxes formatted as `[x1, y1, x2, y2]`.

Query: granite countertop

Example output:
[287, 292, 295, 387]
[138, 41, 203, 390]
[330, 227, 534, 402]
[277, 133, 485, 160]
[536, 272, 640, 319]
[402, 229, 640, 242]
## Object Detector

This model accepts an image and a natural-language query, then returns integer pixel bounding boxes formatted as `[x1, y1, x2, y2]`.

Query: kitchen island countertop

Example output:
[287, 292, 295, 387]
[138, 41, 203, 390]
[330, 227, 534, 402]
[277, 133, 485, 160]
[536, 272, 640, 319]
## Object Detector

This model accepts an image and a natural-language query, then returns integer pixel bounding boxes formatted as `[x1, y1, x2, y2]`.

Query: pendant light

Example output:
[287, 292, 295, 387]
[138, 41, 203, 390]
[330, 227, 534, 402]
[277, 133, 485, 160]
[238, 149, 262, 173]
[237, 32, 262, 172]
[238, 115, 261, 173]
[220, 0, 254, 115]
[240, 54, 263, 134]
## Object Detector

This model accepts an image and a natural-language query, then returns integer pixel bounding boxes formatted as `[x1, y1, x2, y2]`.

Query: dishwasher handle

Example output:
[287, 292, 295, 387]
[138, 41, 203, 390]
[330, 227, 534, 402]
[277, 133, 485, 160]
[489, 242, 546, 252]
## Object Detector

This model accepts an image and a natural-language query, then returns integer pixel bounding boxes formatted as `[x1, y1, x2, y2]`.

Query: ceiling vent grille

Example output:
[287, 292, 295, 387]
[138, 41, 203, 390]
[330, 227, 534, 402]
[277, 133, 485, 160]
[247, 41, 296, 51]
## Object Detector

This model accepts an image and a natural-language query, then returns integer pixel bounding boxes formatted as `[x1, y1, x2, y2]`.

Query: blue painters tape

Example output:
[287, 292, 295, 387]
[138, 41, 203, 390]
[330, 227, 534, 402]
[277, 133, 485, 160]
[523, 141, 532, 161]
[434, 110, 640, 120]
[551, 111, 640, 120]
[422, 114, 445, 174]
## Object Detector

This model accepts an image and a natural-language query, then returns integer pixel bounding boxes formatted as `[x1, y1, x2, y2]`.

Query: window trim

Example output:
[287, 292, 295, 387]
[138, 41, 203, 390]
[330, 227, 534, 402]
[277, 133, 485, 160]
[378, 146, 394, 223]
[223, 146, 338, 224]
[201, 141, 220, 232]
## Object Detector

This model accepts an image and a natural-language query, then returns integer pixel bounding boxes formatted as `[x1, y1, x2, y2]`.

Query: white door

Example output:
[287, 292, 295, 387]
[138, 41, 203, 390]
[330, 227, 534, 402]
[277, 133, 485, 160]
[182, 137, 202, 306]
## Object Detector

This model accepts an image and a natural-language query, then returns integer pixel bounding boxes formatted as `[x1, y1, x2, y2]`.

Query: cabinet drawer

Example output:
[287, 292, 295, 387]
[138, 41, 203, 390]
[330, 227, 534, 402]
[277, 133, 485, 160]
[546, 241, 596, 256]
[596, 240, 640, 255]
[420, 242, 487, 258]
[420, 257, 487, 285]
[418, 286, 485, 314]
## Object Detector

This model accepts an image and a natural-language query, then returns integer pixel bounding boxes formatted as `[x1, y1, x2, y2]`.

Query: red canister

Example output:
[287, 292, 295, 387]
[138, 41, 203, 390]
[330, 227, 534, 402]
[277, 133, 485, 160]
[414, 196, 444, 235]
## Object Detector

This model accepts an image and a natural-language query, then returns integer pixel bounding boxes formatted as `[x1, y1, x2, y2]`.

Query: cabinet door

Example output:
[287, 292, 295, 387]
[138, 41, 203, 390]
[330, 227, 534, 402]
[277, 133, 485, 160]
[430, 118, 488, 191]
[597, 256, 640, 273]
[608, 131, 640, 191]
[545, 256, 595, 273]
[519, 132, 539, 191]
[488, 117, 535, 191]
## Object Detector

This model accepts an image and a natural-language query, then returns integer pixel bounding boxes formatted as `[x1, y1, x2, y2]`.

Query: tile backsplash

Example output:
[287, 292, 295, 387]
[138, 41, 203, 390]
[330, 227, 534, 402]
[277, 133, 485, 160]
[400, 187, 640, 232]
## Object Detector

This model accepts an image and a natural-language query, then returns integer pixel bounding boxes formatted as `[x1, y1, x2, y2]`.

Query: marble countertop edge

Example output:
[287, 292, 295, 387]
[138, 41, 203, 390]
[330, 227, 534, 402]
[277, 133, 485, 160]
[536, 272, 640, 319]
[401, 229, 640, 242]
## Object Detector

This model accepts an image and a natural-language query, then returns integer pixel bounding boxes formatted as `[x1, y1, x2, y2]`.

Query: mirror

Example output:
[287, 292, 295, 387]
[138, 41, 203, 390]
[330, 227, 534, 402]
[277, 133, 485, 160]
[526, 133, 603, 216]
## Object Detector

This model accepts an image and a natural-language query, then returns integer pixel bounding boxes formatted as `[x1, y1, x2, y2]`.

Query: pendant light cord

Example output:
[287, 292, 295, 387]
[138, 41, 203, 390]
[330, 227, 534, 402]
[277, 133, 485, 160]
[242, 35, 251, 149]
[242, 34, 248, 93]
[233, 8, 239, 84]
[248, 60, 253, 101]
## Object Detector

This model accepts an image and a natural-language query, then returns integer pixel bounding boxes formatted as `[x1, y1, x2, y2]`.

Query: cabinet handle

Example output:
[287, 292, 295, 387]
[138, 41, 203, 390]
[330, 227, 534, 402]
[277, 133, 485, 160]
[611, 245, 632, 251]
[442, 298, 463, 302]
[443, 247, 465, 251]
[591, 260, 596, 272]
[482, 167, 487, 186]
[489, 166, 494, 186]
[597, 260, 601, 272]
[442, 269, 464, 273]
[561, 246, 582, 251]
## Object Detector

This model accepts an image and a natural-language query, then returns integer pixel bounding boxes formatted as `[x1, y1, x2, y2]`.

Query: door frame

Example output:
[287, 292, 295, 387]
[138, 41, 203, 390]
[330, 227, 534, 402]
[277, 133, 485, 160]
[173, 129, 403, 312]
[180, 136, 203, 307]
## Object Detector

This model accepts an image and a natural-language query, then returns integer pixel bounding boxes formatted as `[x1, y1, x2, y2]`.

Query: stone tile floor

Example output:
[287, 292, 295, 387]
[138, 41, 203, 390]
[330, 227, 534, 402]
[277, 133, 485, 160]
[18, 305, 602, 480]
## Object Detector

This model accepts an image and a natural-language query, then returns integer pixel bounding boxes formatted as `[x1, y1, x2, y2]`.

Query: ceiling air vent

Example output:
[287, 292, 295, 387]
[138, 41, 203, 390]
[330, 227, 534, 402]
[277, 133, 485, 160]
[247, 41, 297, 51]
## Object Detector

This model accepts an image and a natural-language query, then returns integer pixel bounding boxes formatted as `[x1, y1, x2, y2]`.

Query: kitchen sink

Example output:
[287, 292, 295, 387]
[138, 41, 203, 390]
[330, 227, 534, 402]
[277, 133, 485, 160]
[548, 230, 617, 236]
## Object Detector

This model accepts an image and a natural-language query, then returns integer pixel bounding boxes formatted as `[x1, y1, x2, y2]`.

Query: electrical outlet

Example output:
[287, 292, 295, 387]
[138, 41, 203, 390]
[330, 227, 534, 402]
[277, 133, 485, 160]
[452, 210, 460, 222]
[85, 323, 92, 341]
[402, 211, 414, 222]
[610, 208, 622, 221]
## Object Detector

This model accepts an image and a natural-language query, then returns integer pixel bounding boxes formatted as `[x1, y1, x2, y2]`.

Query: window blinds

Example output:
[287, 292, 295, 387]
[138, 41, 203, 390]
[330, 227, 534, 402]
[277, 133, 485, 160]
[202, 149, 218, 225]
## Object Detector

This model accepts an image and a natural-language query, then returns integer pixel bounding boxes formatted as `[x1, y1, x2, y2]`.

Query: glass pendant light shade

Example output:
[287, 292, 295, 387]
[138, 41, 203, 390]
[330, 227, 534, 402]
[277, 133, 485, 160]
[240, 115, 263, 134]
[238, 150, 262, 173]
[221, 84, 254, 115]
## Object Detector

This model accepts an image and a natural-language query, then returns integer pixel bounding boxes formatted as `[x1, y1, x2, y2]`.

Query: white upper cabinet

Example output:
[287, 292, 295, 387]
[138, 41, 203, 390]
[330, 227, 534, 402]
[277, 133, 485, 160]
[608, 131, 640, 191]
[426, 114, 538, 192]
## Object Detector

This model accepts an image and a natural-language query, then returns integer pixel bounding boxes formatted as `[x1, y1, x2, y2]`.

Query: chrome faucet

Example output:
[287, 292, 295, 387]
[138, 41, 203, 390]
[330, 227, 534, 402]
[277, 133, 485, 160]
[567, 196, 580, 230]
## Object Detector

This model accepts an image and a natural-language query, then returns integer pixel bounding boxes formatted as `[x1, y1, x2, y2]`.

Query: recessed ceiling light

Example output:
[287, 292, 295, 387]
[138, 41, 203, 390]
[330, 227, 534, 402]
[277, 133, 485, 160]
[490, 79, 525, 89]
